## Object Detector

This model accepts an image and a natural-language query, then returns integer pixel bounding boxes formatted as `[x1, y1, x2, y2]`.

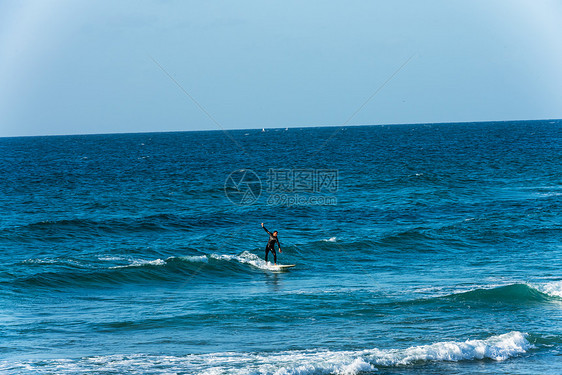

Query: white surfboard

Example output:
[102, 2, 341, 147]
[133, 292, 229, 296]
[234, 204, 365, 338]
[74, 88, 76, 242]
[269, 264, 296, 271]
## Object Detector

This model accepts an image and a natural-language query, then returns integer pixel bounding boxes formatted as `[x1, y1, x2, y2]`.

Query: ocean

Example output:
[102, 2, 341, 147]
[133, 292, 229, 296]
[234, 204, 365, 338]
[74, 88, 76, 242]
[0, 120, 561, 374]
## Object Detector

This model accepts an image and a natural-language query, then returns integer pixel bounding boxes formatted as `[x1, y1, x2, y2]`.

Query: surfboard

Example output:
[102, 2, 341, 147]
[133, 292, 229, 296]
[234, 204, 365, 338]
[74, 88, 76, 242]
[275, 264, 296, 269]
[270, 264, 296, 271]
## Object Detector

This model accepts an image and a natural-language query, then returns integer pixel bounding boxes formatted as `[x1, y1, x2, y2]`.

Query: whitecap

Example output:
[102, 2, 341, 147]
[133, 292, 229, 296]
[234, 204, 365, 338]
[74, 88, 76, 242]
[98, 256, 125, 261]
[536, 280, 562, 298]
[133, 259, 166, 267]
[210, 251, 280, 271]
[109, 258, 166, 269]
[177, 255, 209, 263]
[21, 258, 85, 267]
[22, 258, 58, 264]
[1, 332, 531, 374]
[368, 331, 531, 365]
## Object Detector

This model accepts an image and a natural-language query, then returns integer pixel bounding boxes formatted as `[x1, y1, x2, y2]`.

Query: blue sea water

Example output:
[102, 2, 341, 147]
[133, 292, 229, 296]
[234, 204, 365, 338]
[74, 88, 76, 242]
[0, 120, 561, 374]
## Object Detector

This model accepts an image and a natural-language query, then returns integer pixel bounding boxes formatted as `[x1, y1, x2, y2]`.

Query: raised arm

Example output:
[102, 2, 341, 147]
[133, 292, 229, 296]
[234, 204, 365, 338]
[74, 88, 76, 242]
[261, 222, 271, 235]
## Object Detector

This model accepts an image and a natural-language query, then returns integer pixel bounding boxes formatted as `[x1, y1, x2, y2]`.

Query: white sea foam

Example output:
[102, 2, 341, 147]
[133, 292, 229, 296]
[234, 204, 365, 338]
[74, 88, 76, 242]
[536, 280, 562, 298]
[178, 255, 209, 263]
[21, 258, 85, 267]
[0, 332, 531, 374]
[105, 252, 284, 271]
[97, 256, 125, 261]
[322, 237, 337, 242]
[367, 331, 530, 365]
[211, 251, 283, 271]
[133, 259, 166, 267]
[22, 258, 59, 264]
[109, 258, 166, 269]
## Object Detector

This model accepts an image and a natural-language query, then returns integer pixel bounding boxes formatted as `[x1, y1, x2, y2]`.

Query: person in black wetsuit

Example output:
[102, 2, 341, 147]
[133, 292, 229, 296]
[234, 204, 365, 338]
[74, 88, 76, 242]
[261, 223, 282, 265]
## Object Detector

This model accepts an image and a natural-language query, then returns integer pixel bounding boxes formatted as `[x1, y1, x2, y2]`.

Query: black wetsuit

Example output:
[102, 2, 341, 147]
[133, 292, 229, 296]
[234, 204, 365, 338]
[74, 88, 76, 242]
[263, 225, 280, 263]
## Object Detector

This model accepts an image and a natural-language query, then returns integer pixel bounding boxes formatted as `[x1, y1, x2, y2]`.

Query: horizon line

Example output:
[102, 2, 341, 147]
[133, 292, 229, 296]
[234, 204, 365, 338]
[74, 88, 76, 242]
[1, 117, 560, 139]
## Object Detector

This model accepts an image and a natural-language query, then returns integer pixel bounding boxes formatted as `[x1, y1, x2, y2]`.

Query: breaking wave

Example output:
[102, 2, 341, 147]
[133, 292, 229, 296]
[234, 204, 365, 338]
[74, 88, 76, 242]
[11, 251, 293, 289]
[0, 331, 533, 374]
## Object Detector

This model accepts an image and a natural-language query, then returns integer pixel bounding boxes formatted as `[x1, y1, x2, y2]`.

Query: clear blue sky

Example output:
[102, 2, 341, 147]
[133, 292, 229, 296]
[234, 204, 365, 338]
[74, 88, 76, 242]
[1, 0, 561, 136]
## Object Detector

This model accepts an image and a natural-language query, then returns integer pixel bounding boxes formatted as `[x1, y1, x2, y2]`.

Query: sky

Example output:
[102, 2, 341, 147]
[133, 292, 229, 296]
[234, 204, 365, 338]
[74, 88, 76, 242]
[1, 0, 561, 137]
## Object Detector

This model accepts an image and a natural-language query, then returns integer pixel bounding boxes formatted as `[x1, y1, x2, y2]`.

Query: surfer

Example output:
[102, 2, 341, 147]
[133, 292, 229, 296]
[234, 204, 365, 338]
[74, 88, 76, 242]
[261, 223, 282, 265]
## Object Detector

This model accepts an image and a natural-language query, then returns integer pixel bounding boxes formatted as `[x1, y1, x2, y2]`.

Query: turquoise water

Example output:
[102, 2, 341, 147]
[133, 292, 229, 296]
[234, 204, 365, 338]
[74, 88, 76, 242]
[1, 120, 561, 374]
